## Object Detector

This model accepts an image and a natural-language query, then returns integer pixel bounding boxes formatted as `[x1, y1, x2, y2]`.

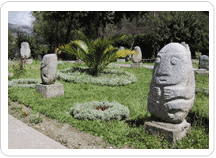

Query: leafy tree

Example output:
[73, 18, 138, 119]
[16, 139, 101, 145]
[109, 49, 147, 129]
[32, 11, 148, 54]
[143, 11, 209, 57]
[8, 29, 17, 59]
[32, 11, 82, 55]
[57, 31, 136, 76]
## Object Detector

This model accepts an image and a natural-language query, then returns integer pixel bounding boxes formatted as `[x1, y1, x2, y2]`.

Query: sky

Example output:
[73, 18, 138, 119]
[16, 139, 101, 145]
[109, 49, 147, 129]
[8, 11, 35, 26]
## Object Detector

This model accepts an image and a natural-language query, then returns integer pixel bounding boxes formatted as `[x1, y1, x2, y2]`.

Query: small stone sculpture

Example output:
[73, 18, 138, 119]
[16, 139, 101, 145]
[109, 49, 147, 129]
[41, 54, 57, 84]
[132, 46, 142, 63]
[118, 46, 126, 58]
[20, 42, 31, 58]
[119, 46, 124, 50]
[199, 55, 209, 70]
[148, 43, 195, 124]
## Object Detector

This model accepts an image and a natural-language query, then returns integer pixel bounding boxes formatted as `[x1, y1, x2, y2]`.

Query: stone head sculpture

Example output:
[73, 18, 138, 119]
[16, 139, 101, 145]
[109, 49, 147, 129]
[133, 46, 142, 63]
[148, 43, 195, 124]
[41, 54, 57, 84]
[20, 42, 31, 59]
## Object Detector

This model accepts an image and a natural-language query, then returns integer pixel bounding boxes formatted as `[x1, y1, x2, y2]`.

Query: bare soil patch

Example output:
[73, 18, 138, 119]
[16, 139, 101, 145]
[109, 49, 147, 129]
[8, 98, 136, 149]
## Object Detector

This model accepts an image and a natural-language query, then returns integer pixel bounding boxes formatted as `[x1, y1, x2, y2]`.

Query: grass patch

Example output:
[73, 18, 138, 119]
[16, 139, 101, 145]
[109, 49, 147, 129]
[8, 59, 209, 149]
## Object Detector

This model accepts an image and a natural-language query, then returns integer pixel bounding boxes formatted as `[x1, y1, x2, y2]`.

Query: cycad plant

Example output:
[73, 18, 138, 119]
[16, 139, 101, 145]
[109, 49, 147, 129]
[57, 31, 134, 76]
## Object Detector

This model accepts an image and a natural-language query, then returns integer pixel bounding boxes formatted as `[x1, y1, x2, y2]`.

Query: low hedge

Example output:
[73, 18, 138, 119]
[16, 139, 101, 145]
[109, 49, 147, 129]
[8, 79, 41, 88]
[57, 67, 137, 86]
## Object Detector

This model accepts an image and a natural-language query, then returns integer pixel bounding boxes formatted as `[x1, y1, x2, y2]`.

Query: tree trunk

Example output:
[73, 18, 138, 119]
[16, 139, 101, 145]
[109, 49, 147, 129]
[65, 14, 74, 44]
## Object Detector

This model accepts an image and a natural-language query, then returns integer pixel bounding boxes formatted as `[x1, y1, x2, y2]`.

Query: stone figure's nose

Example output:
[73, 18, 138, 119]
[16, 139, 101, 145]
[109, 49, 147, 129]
[157, 58, 170, 75]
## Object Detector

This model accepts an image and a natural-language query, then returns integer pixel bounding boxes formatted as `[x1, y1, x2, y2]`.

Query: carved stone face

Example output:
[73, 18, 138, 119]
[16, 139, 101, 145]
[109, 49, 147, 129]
[153, 43, 192, 86]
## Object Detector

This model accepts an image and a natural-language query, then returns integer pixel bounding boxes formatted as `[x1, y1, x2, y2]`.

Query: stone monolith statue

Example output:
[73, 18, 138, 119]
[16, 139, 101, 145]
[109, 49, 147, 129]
[41, 54, 57, 84]
[144, 42, 195, 143]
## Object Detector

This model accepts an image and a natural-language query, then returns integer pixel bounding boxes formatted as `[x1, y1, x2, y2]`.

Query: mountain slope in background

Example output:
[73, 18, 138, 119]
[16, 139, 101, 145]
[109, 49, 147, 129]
[8, 22, 33, 35]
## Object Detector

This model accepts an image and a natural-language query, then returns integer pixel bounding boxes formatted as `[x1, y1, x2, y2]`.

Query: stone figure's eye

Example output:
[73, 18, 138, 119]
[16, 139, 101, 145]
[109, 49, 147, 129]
[170, 57, 179, 65]
[155, 57, 161, 64]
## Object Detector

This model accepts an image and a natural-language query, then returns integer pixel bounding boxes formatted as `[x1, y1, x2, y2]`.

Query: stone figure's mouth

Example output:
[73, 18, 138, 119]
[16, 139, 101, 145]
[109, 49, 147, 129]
[156, 73, 169, 77]
[156, 77, 168, 82]
[159, 79, 167, 81]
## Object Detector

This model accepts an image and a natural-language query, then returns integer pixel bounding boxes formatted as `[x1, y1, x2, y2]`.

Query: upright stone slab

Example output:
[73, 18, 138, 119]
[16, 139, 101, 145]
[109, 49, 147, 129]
[36, 54, 64, 98]
[132, 46, 142, 63]
[144, 42, 195, 144]
[20, 42, 31, 58]
[41, 54, 57, 84]
[117, 59, 125, 63]
[118, 46, 127, 58]
[119, 46, 124, 50]
[131, 46, 142, 68]
[199, 55, 209, 70]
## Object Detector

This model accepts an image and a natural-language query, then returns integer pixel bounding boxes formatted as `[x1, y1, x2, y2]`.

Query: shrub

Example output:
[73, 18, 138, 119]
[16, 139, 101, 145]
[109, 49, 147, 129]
[70, 100, 130, 121]
[134, 33, 158, 59]
[112, 34, 134, 49]
[10, 57, 27, 78]
[57, 67, 137, 86]
[8, 78, 41, 88]
[29, 113, 43, 124]
[116, 49, 137, 59]
[56, 31, 124, 76]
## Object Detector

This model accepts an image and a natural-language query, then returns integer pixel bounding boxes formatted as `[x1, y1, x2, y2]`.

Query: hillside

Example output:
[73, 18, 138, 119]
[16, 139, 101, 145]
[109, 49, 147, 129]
[8, 22, 33, 36]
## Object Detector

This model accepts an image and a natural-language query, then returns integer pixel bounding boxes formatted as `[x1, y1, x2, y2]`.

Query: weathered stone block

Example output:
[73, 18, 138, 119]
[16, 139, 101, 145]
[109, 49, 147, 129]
[132, 46, 142, 63]
[148, 43, 195, 124]
[41, 54, 57, 84]
[25, 58, 33, 65]
[36, 82, 64, 98]
[195, 69, 209, 76]
[199, 55, 209, 70]
[131, 63, 142, 68]
[117, 59, 125, 63]
[144, 119, 191, 144]
[20, 42, 31, 58]
[8, 72, 14, 77]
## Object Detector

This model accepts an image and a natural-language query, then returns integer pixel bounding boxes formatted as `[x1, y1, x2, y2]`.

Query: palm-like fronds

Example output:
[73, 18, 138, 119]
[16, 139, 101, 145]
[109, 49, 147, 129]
[57, 31, 122, 76]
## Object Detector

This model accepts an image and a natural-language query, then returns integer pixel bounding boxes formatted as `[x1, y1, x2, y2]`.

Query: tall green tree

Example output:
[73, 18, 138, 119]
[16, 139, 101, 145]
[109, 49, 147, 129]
[32, 11, 80, 54]
[8, 29, 17, 59]
[143, 11, 209, 57]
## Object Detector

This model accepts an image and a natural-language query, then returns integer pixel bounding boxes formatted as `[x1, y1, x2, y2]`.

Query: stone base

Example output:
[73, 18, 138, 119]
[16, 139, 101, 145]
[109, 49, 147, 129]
[25, 59, 33, 64]
[75, 59, 84, 64]
[117, 59, 125, 63]
[131, 63, 143, 68]
[144, 119, 191, 144]
[8, 72, 14, 77]
[36, 82, 64, 98]
[195, 69, 209, 75]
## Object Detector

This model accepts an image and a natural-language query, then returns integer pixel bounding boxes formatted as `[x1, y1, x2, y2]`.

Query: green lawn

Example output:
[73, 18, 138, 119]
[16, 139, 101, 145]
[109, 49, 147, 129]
[8, 59, 209, 149]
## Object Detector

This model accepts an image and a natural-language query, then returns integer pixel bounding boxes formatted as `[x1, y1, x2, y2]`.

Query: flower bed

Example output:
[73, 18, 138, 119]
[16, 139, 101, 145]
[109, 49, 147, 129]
[70, 100, 130, 121]
[57, 67, 137, 86]
[8, 79, 41, 88]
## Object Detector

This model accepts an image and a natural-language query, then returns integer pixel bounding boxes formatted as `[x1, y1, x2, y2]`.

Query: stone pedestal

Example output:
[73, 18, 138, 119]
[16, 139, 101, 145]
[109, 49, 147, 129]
[195, 69, 209, 76]
[25, 58, 33, 65]
[144, 119, 191, 144]
[36, 82, 64, 98]
[131, 63, 142, 68]
[117, 59, 125, 63]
